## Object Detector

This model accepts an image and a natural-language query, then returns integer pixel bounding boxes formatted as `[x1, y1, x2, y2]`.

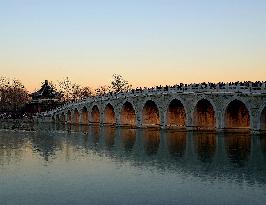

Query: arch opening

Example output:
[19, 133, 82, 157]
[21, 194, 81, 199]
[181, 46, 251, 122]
[104, 104, 116, 125]
[120, 102, 136, 127]
[67, 110, 72, 123]
[167, 99, 186, 127]
[142, 100, 160, 126]
[260, 106, 266, 130]
[81, 107, 89, 125]
[61, 112, 65, 122]
[56, 114, 60, 122]
[74, 109, 80, 124]
[224, 100, 250, 129]
[193, 99, 216, 129]
[91, 105, 100, 124]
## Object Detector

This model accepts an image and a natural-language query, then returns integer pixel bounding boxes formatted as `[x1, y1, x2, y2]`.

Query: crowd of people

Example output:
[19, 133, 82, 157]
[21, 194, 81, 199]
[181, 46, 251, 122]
[130, 81, 266, 94]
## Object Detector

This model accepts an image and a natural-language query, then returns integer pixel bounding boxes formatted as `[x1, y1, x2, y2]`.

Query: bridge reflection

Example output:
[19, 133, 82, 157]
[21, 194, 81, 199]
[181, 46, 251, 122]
[1, 124, 266, 185]
[224, 133, 251, 167]
[120, 128, 136, 152]
[193, 132, 216, 163]
[166, 131, 186, 158]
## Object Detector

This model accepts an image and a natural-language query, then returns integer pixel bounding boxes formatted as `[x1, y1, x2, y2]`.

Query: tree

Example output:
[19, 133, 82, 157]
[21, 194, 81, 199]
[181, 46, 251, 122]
[58, 77, 74, 102]
[95, 85, 111, 96]
[80, 86, 93, 98]
[72, 83, 82, 101]
[111, 74, 132, 93]
[0, 77, 29, 113]
[58, 77, 94, 101]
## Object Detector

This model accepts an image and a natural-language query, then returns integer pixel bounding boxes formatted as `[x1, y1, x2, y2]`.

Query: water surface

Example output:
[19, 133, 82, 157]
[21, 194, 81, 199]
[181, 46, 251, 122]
[1, 123, 266, 205]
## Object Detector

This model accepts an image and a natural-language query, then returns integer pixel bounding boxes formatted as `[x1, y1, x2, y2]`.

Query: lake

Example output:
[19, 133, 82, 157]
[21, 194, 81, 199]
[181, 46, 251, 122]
[1, 123, 266, 205]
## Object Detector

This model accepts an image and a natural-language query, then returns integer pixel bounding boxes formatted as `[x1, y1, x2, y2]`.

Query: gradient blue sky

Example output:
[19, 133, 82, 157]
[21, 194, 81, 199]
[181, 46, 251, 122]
[0, 0, 265, 91]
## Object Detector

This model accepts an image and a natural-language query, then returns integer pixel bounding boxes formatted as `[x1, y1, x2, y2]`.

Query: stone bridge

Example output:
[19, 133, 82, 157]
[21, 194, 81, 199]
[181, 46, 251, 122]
[46, 84, 266, 131]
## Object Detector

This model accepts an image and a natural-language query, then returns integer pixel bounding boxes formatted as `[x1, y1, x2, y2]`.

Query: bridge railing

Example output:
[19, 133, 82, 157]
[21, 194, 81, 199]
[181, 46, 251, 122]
[42, 82, 266, 116]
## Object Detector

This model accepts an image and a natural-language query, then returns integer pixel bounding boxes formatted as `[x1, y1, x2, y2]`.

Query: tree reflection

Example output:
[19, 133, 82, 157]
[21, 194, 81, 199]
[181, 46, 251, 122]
[143, 129, 160, 156]
[224, 133, 251, 167]
[194, 132, 216, 163]
[0, 132, 25, 166]
[121, 128, 136, 152]
[31, 132, 61, 161]
[166, 131, 186, 158]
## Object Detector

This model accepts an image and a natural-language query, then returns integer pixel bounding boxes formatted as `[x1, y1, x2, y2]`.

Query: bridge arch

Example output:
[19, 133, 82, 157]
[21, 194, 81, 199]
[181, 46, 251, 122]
[81, 106, 89, 125]
[55, 114, 60, 122]
[104, 103, 116, 125]
[166, 98, 186, 127]
[120, 101, 136, 127]
[73, 108, 80, 124]
[224, 99, 250, 129]
[67, 110, 72, 123]
[142, 100, 160, 126]
[91, 105, 100, 124]
[193, 98, 216, 129]
[259, 103, 266, 130]
[60, 112, 66, 122]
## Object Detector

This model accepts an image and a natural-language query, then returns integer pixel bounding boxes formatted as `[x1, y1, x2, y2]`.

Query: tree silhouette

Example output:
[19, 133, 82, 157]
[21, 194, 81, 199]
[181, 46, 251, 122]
[111, 74, 132, 93]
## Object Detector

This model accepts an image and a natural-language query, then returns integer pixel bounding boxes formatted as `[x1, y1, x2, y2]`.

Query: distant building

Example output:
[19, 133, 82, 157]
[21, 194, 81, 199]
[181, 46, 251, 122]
[27, 80, 61, 113]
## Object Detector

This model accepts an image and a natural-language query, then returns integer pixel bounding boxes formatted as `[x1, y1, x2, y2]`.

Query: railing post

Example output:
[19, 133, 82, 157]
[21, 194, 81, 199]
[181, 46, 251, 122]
[262, 82, 265, 91]
[226, 83, 229, 92]
[236, 83, 240, 92]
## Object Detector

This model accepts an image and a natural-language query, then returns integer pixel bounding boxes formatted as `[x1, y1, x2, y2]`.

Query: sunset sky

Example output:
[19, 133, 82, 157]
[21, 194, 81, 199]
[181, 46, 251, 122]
[0, 0, 265, 91]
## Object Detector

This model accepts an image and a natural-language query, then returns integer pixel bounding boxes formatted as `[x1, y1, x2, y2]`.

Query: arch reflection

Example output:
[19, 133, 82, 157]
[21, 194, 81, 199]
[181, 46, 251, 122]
[81, 125, 89, 134]
[120, 128, 136, 152]
[260, 136, 266, 159]
[91, 126, 100, 145]
[143, 129, 160, 156]
[104, 126, 116, 147]
[193, 132, 216, 162]
[224, 133, 251, 167]
[166, 131, 186, 157]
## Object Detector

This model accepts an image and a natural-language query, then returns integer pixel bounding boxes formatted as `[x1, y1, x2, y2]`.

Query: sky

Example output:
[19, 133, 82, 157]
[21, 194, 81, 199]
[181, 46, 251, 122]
[0, 0, 266, 91]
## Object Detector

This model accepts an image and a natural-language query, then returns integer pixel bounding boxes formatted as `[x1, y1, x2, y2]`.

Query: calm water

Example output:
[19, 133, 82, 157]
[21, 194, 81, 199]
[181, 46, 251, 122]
[1, 123, 266, 205]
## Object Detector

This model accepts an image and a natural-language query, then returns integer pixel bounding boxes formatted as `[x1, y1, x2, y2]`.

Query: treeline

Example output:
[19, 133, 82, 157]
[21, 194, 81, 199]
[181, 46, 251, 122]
[0, 74, 131, 114]
[54, 74, 132, 101]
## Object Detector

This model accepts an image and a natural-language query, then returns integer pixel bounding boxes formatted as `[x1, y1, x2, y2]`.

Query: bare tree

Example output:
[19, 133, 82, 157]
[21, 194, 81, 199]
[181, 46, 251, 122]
[58, 77, 74, 102]
[58, 77, 94, 101]
[72, 83, 82, 101]
[111, 74, 132, 93]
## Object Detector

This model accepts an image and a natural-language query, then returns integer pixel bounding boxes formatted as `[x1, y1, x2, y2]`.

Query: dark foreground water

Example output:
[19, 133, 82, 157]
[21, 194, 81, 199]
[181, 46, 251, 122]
[1, 123, 266, 205]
